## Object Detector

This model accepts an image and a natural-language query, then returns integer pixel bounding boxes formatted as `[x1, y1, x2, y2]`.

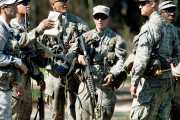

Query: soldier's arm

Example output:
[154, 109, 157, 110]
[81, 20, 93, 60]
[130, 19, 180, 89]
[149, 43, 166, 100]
[76, 16, 90, 35]
[172, 27, 180, 63]
[65, 38, 80, 63]
[0, 37, 22, 68]
[11, 19, 54, 48]
[109, 36, 127, 78]
[131, 24, 160, 86]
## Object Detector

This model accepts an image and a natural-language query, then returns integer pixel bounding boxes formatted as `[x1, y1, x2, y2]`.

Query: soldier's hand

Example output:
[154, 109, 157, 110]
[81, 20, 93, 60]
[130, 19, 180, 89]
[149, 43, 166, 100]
[65, 43, 73, 50]
[102, 74, 113, 87]
[130, 85, 137, 98]
[78, 55, 86, 65]
[17, 86, 25, 98]
[41, 19, 55, 31]
[171, 63, 175, 71]
[19, 63, 28, 74]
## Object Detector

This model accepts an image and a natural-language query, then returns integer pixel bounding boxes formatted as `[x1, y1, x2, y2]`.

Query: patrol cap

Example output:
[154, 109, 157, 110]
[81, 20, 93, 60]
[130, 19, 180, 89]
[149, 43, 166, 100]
[136, 0, 158, 2]
[159, 1, 177, 10]
[0, 0, 17, 7]
[17, 0, 30, 3]
[93, 5, 110, 16]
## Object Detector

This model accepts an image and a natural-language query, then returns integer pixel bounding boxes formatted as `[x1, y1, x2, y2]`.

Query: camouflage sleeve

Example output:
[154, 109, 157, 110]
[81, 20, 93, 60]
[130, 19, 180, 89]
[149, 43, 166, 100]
[0, 32, 22, 67]
[174, 27, 180, 62]
[65, 37, 79, 63]
[131, 23, 161, 86]
[109, 36, 127, 78]
[76, 16, 90, 35]
[11, 21, 43, 48]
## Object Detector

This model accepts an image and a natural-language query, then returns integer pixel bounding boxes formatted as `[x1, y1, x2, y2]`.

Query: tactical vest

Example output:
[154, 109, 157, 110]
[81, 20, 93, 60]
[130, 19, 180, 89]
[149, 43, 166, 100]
[83, 29, 127, 88]
[0, 21, 21, 87]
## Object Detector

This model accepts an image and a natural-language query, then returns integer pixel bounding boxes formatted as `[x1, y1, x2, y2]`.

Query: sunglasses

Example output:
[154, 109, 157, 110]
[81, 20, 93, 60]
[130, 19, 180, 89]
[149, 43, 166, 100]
[93, 14, 108, 20]
[18, 1, 29, 6]
[161, 9, 177, 14]
[138, 1, 151, 6]
[53, 0, 68, 3]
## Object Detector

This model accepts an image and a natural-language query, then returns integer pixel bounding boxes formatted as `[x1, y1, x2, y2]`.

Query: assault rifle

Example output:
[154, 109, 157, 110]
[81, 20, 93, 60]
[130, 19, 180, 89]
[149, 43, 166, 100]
[54, 33, 71, 77]
[34, 89, 45, 120]
[79, 36, 99, 119]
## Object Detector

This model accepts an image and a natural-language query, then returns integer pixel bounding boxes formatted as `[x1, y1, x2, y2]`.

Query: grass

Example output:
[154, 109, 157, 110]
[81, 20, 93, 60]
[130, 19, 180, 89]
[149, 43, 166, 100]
[125, 76, 131, 83]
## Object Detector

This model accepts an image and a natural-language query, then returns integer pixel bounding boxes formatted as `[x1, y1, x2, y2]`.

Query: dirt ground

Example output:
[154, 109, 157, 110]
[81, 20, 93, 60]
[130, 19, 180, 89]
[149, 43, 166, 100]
[31, 83, 133, 120]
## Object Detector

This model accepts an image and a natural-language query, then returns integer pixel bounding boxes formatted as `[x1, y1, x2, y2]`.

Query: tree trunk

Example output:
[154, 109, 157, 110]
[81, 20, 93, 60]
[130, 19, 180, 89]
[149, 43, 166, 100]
[88, 0, 94, 25]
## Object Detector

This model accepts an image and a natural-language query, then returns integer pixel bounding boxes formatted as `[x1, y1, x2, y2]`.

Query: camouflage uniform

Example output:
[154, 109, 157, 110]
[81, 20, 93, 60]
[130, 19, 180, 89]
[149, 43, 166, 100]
[170, 28, 180, 120]
[66, 28, 127, 120]
[130, 11, 180, 120]
[0, 16, 23, 120]
[10, 17, 44, 120]
[41, 13, 89, 120]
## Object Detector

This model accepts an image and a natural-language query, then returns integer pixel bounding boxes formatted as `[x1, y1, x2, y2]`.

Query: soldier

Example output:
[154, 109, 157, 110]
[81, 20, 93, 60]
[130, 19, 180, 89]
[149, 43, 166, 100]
[10, 0, 54, 119]
[0, 0, 28, 119]
[159, 1, 180, 120]
[130, 0, 180, 119]
[66, 5, 127, 120]
[42, 0, 89, 119]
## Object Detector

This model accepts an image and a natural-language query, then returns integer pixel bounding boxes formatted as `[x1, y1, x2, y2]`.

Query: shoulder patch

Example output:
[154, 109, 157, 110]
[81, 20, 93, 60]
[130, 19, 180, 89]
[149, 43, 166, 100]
[0, 33, 6, 42]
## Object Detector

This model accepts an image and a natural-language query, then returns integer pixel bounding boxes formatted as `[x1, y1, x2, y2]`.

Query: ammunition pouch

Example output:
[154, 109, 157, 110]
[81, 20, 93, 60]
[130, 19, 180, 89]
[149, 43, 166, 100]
[111, 70, 127, 89]
[0, 67, 15, 85]
[107, 52, 116, 66]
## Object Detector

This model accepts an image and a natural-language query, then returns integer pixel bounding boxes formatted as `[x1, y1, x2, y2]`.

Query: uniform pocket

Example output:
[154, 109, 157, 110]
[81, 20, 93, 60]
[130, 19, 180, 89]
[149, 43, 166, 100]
[0, 68, 14, 85]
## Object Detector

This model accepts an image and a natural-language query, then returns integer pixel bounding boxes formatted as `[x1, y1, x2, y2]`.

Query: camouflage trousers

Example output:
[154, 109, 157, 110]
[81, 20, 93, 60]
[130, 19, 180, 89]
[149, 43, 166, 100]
[45, 71, 79, 120]
[11, 75, 32, 120]
[76, 79, 116, 120]
[170, 80, 180, 120]
[130, 78, 173, 120]
[0, 90, 12, 120]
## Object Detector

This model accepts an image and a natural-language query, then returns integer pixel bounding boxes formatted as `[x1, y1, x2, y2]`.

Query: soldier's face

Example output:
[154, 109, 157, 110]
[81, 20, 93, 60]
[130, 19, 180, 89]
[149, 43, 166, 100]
[51, 0, 68, 14]
[17, 1, 30, 15]
[138, 1, 153, 17]
[93, 13, 110, 32]
[4, 3, 17, 20]
[160, 8, 177, 23]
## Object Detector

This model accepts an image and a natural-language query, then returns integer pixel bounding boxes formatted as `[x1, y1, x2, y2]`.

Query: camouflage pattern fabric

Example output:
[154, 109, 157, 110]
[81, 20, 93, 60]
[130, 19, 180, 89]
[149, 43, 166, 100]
[0, 16, 23, 120]
[42, 13, 89, 120]
[171, 28, 180, 120]
[10, 17, 44, 120]
[66, 28, 127, 120]
[130, 11, 180, 120]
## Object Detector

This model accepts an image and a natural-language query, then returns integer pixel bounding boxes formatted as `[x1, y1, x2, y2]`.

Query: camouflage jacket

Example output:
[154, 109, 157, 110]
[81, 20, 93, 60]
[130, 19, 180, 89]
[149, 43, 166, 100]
[41, 13, 89, 73]
[10, 17, 45, 82]
[10, 18, 44, 48]
[66, 28, 127, 81]
[0, 16, 23, 89]
[131, 11, 180, 86]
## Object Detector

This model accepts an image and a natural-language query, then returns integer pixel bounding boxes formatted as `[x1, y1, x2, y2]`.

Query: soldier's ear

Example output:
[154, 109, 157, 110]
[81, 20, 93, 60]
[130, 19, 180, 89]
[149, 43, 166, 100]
[1, 6, 6, 11]
[50, 2, 55, 8]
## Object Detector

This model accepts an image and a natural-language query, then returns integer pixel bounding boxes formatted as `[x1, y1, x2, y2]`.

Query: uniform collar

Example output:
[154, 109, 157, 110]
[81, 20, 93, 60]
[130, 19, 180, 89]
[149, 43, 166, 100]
[0, 16, 14, 33]
[94, 28, 108, 37]
[149, 11, 160, 20]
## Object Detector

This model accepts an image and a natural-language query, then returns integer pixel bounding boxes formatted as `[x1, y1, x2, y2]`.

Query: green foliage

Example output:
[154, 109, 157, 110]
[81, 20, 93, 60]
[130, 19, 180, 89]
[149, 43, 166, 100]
[125, 76, 131, 83]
